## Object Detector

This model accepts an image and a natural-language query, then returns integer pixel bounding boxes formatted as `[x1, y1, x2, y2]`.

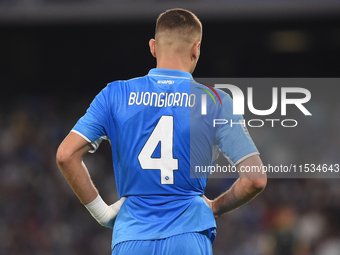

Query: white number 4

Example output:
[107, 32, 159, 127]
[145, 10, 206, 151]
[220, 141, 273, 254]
[138, 116, 178, 184]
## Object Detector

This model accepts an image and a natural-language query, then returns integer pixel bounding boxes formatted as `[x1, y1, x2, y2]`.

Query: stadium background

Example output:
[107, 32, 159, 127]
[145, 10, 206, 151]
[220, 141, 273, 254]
[0, 1, 340, 254]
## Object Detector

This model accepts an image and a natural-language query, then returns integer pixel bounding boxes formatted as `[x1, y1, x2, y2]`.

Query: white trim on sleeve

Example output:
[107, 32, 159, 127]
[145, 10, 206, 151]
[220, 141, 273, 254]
[71, 130, 91, 143]
[222, 151, 260, 166]
[71, 130, 109, 153]
[234, 152, 260, 166]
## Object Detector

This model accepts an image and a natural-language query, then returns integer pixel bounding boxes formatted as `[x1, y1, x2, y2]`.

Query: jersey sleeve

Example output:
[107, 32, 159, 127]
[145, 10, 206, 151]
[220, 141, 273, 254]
[72, 86, 111, 153]
[215, 92, 259, 165]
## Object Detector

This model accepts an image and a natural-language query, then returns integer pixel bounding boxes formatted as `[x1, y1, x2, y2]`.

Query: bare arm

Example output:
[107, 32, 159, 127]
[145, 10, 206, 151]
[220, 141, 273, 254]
[56, 131, 125, 228]
[56, 132, 98, 205]
[204, 155, 267, 219]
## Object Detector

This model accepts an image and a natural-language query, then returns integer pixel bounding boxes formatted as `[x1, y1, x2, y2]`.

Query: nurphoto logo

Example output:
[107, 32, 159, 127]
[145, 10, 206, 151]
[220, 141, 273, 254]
[201, 83, 312, 128]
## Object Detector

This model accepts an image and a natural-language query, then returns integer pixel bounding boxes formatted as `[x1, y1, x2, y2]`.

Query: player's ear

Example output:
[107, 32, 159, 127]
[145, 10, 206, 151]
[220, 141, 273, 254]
[191, 41, 201, 61]
[149, 39, 156, 58]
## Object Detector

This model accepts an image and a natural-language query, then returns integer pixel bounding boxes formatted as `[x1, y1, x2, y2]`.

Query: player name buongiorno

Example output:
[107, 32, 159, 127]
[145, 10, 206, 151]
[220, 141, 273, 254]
[128, 91, 196, 107]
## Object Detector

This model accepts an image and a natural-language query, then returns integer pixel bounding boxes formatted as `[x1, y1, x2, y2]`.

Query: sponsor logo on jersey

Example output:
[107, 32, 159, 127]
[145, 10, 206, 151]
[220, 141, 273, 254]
[157, 80, 175, 84]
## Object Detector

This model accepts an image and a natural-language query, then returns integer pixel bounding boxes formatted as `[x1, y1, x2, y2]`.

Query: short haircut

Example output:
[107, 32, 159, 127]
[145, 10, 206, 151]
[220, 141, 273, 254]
[155, 8, 202, 42]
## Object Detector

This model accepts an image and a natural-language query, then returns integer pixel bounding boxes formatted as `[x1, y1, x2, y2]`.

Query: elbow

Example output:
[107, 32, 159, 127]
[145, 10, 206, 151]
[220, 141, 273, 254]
[249, 171, 267, 194]
[251, 176, 267, 192]
[242, 175, 267, 195]
[56, 146, 73, 169]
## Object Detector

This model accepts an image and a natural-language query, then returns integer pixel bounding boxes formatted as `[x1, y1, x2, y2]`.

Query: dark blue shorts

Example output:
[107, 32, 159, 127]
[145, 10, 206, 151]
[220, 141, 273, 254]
[112, 231, 213, 255]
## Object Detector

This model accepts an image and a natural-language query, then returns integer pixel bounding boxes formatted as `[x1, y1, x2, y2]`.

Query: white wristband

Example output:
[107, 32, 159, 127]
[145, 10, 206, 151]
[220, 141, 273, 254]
[85, 194, 126, 228]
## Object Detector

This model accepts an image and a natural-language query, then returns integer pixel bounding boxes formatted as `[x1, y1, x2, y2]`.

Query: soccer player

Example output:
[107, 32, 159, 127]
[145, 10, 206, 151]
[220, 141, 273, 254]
[56, 8, 266, 254]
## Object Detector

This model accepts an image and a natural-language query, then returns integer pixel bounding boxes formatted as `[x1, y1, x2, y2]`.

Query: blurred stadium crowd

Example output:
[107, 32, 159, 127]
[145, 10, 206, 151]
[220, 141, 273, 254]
[0, 93, 339, 255]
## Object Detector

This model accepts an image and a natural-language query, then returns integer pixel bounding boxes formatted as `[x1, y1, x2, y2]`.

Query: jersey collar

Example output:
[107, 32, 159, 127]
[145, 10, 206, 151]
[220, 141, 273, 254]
[148, 68, 193, 80]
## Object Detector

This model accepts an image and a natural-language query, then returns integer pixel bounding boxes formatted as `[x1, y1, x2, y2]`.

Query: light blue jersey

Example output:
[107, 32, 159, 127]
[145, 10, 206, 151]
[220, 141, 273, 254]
[72, 68, 259, 250]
